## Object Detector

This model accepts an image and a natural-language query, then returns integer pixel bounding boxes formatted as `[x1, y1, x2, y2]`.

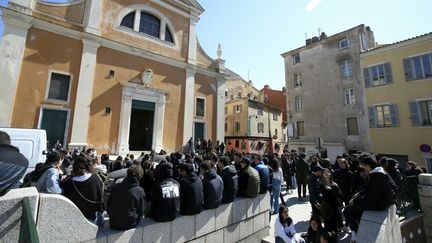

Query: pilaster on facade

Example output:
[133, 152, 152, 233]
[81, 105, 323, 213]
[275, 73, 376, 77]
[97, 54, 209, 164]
[187, 18, 197, 65]
[183, 68, 196, 144]
[0, 15, 31, 127]
[69, 39, 100, 148]
[83, 0, 102, 35]
[216, 78, 226, 143]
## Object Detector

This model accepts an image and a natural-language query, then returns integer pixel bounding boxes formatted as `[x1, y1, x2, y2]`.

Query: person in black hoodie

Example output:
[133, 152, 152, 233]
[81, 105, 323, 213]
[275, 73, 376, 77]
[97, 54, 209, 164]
[149, 161, 180, 222]
[107, 165, 145, 230]
[63, 153, 104, 221]
[344, 156, 395, 242]
[0, 131, 29, 196]
[308, 164, 323, 216]
[217, 155, 238, 204]
[201, 160, 223, 209]
[178, 163, 203, 215]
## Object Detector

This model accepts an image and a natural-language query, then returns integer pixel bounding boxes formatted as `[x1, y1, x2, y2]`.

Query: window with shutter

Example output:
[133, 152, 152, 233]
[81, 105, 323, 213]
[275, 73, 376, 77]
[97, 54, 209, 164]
[409, 101, 422, 126]
[403, 53, 432, 81]
[389, 104, 399, 126]
[347, 117, 359, 135]
[364, 63, 393, 87]
[368, 106, 377, 128]
[363, 68, 372, 88]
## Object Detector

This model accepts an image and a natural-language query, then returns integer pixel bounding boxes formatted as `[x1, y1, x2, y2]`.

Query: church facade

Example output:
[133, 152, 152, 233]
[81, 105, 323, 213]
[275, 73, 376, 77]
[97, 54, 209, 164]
[0, 0, 226, 154]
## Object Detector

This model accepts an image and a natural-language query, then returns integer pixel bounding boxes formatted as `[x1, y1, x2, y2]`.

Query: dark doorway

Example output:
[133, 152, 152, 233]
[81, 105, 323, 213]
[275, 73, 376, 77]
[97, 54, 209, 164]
[129, 100, 155, 151]
[194, 122, 205, 145]
[40, 108, 68, 149]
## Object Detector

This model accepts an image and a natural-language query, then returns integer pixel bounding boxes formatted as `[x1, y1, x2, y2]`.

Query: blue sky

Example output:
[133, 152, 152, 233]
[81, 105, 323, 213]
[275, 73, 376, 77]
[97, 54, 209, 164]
[1, 0, 431, 90]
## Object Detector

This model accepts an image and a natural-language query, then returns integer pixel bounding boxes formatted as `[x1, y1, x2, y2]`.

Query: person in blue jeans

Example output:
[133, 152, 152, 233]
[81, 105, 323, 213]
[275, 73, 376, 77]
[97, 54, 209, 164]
[269, 158, 284, 214]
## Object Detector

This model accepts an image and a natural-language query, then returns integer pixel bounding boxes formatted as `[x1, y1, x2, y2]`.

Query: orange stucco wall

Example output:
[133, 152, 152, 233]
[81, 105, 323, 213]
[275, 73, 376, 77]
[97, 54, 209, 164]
[90, 47, 188, 153]
[11, 28, 82, 137]
[195, 73, 217, 141]
[100, 0, 189, 62]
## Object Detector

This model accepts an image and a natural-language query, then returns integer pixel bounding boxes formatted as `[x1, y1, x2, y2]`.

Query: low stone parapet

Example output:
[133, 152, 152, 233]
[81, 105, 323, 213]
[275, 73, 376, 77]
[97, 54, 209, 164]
[0, 188, 270, 243]
[357, 204, 402, 243]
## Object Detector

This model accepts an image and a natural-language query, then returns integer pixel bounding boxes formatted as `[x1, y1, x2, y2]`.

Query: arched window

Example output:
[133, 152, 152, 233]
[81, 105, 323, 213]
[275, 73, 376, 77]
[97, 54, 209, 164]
[139, 12, 160, 38]
[119, 9, 175, 44]
[165, 26, 174, 43]
[120, 11, 135, 29]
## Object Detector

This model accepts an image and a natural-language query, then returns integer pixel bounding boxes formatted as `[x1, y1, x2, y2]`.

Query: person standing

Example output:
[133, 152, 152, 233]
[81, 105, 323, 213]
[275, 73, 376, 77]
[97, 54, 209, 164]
[107, 165, 146, 230]
[295, 153, 309, 200]
[0, 131, 29, 196]
[308, 165, 323, 216]
[269, 158, 284, 215]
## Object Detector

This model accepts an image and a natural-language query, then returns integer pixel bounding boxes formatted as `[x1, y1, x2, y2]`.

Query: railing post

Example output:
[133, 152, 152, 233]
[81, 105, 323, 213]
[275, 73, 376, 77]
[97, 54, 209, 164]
[19, 197, 39, 243]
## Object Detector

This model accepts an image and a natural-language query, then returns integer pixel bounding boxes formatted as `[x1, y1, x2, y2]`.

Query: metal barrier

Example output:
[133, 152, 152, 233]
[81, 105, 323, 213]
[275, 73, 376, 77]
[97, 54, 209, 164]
[396, 175, 421, 217]
[19, 197, 40, 243]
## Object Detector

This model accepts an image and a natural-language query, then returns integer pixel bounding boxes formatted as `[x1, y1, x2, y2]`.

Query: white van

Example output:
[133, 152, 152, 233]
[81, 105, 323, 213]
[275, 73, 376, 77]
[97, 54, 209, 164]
[0, 128, 47, 175]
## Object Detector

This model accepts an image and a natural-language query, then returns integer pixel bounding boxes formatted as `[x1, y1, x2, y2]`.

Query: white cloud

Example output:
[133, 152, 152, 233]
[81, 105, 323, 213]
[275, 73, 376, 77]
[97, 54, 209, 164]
[306, 0, 322, 12]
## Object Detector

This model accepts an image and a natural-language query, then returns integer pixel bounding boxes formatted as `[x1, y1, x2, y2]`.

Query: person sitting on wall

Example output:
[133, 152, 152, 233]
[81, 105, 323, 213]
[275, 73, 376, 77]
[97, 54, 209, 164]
[35, 151, 64, 194]
[178, 163, 203, 215]
[343, 155, 396, 243]
[201, 160, 224, 209]
[107, 165, 146, 230]
[237, 158, 260, 198]
[62, 153, 104, 221]
[0, 131, 29, 196]
[149, 161, 180, 222]
[217, 155, 238, 204]
[251, 155, 270, 194]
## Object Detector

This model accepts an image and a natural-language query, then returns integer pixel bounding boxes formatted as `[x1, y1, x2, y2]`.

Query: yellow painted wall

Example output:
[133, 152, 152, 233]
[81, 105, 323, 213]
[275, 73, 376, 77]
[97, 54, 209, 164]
[90, 47, 187, 153]
[11, 28, 82, 138]
[362, 37, 432, 166]
[225, 99, 248, 137]
[194, 73, 217, 141]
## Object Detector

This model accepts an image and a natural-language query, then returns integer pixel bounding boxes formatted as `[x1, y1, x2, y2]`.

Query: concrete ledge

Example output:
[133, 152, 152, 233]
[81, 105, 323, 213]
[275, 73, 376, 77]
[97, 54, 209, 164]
[37, 193, 102, 243]
[195, 209, 216, 237]
[0, 187, 39, 243]
[419, 174, 432, 186]
[259, 193, 270, 213]
[0, 188, 270, 243]
[357, 205, 402, 243]
[418, 185, 432, 197]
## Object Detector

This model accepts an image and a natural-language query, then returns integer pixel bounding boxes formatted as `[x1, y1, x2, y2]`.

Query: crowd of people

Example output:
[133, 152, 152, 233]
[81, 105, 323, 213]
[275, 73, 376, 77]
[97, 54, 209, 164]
[0, 129, 426, 242]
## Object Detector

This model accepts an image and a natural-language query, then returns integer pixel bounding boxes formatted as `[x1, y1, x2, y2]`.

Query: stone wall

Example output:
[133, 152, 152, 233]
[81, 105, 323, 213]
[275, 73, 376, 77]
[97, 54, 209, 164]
[418, 174, 432, 243]
[357, 204, 402, 243]
[0, 188, 270, 243]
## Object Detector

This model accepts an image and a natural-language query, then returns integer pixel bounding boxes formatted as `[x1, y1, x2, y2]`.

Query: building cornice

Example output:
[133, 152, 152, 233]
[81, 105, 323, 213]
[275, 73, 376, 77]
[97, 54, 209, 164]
[1, 8, 223, 79]
[360, 33, 432, 58]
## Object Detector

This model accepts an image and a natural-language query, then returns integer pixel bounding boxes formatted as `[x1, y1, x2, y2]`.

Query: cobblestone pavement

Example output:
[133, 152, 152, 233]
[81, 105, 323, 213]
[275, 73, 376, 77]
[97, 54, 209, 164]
[268, 184, 351, 242]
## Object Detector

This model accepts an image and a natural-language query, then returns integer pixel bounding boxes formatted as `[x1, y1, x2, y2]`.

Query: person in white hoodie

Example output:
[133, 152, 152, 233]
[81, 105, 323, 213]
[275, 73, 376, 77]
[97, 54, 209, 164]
[274, 206, 305, 243]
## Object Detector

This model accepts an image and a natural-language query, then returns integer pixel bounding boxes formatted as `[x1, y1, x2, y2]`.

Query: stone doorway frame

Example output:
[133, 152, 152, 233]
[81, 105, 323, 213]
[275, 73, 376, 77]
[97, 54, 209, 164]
[118, 82, 166, 154]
